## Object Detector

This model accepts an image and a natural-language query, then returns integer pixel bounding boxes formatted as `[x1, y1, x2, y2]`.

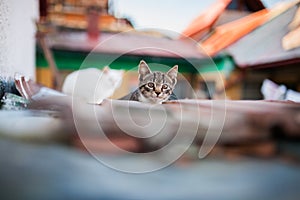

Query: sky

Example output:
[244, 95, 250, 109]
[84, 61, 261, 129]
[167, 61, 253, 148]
[111, 0, 287, 37]
[111, 0, 215, 37]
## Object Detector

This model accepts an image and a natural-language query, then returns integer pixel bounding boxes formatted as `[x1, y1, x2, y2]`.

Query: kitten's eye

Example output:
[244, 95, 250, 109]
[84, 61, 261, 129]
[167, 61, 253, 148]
[162, 84, 168, 89]
[147, 82, 154, 88]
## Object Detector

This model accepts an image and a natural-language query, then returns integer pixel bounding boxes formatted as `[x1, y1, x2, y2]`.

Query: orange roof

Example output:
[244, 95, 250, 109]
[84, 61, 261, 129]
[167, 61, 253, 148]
[180, 0, 232, 39]
[180, 0, 300, 56]
[199, 0, 300, 56]
[200, 9, 269, 56]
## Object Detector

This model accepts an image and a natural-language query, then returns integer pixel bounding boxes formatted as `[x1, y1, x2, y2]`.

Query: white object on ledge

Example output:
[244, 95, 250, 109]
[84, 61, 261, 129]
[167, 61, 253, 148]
[62, 67, 124, 104]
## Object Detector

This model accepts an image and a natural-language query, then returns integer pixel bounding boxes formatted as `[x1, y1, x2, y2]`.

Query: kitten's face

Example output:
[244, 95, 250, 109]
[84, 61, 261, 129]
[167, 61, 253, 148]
[138, 60, 178, 103]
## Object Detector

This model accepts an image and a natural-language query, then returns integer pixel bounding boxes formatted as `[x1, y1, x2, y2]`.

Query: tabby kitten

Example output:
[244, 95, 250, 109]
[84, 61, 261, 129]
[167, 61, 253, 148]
[130, 60, 178, 104]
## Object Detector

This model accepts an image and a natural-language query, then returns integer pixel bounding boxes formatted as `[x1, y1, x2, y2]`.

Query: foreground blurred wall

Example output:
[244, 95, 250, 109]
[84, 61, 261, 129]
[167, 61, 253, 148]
[0, 0, 38, 79]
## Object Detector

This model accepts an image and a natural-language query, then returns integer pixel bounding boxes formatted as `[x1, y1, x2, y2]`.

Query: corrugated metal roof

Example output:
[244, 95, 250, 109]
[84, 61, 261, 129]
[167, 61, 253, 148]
[214, 10, 250, 27]
[226, 5, 300, 68]
[47, 31, 207, 60]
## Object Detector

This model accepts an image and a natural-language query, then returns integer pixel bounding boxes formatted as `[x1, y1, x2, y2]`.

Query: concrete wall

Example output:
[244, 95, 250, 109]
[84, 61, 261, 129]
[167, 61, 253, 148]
[0, 0, 38, 79]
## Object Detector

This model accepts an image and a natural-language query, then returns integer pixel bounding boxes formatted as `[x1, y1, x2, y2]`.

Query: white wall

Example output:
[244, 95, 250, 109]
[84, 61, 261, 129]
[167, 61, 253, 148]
[0, 0, 38, 79]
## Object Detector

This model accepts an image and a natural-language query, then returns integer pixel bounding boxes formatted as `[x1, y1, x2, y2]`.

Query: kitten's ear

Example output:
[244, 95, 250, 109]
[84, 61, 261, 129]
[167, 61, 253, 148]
[167, 65, 178, 80]
[138, 60, 151, 81]
[103, 66, 110, 73]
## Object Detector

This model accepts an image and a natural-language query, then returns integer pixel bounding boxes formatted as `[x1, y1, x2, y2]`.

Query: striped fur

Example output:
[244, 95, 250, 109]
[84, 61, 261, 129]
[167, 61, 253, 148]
[130, 60, 178, 104]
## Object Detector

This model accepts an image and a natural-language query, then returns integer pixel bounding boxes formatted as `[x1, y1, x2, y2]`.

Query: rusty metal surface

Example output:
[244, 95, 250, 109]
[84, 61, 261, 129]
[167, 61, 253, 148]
[26, 97, 300, 149]
[1, 80, 300, 199]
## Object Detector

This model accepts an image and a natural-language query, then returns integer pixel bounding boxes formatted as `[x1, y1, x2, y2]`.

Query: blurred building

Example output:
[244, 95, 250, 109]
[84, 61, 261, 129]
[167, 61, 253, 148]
[226, 5, 300, 99]
[180, 0, 300, 100]
[45, 0, 133, 31]
[36, 0, 235, 99]
[36, 0, 300, 100]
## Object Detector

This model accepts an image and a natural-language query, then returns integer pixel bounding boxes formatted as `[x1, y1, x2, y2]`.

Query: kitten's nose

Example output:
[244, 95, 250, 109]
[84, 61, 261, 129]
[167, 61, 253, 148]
[155, 91, 160, 96]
